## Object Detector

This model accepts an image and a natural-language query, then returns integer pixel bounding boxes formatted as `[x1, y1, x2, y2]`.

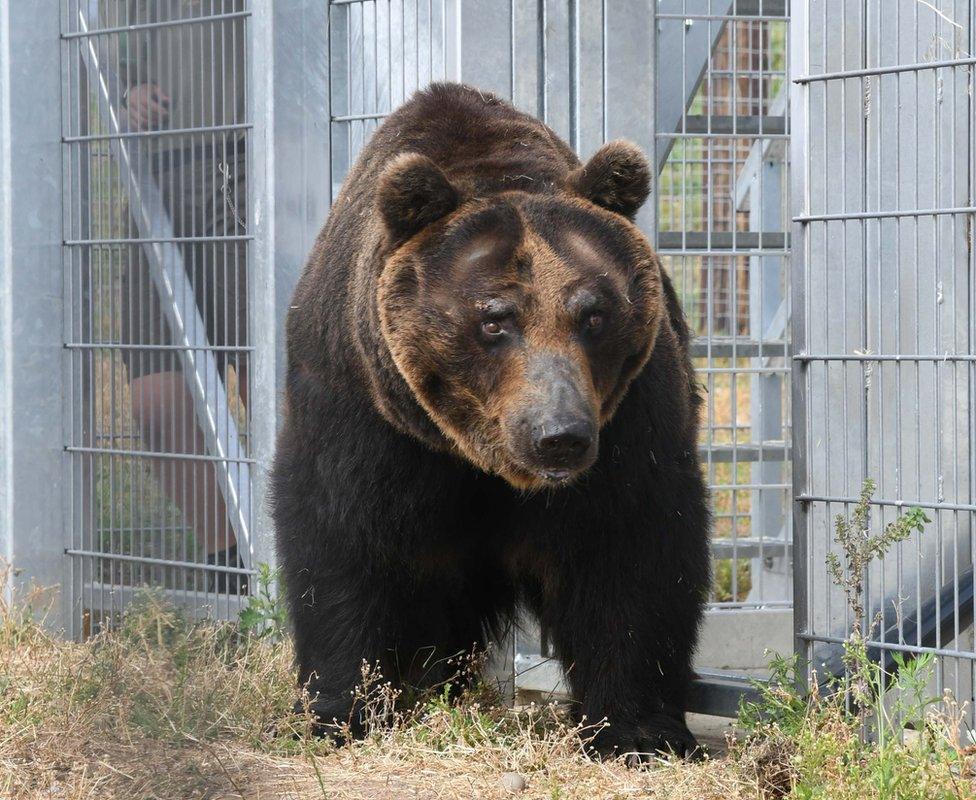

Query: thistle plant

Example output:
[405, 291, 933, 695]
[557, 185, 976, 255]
[825, 478, 931, 734]
[826, 479, 930, 643]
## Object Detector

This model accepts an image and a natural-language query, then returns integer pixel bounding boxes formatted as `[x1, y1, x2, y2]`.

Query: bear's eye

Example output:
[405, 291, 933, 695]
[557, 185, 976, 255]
[584, 312, 605, 334]
[481, 319, 505, 338]
[477, 300, 517, 343]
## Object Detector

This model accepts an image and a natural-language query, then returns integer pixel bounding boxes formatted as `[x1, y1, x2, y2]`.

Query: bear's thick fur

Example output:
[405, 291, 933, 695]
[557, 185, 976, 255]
[272, 83, 710, 760]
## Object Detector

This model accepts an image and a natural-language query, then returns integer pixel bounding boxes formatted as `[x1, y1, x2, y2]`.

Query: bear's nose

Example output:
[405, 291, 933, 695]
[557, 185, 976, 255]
[534, 419, 595, 462]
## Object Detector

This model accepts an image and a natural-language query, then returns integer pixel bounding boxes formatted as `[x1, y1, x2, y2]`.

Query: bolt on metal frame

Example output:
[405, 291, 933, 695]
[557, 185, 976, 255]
[792, 0, 976, 725]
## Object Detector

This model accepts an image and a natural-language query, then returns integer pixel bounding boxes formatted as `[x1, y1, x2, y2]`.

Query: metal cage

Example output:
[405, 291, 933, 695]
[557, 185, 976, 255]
[57, 0, 275, 634]
[2, 0, 974, 722]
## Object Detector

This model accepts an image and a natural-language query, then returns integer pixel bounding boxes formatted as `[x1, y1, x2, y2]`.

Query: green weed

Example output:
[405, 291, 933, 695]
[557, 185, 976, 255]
[238, 562, 288, 641]
[736, 480, 969, 799]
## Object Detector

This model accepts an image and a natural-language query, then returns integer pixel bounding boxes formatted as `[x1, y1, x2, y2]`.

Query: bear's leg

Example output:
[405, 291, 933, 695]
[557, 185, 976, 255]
[288, 565, 512, 737]
[277, 483, 500, 736]
[533, 472, 710, 762]
[285, 556, 401, 736]
[273, 388, 514, 737]
[285, 555, 480, 737]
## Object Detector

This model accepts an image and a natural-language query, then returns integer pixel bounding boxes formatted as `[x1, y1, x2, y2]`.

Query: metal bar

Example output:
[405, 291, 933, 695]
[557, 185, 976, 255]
[539, 0, 547, 123]
[65, 342, 255, 352]
[657, 13, 785, 22]
[66, 235, 252, 245]
[659, 131, 790, 140]
[658, 231, 789, 249]
[796, 353, 976, 363]
[794, 206, 976, 222]
[61, 11, 252, 40]
[1, 0, 67, 628]
[670, 114, 787, 135]
[804, 634, 976, 664]
[249, 0, 280, 574]
[710, 483, 792, 491]
[788, 0, 810, 694]
[711, 538, 793, 558]
[969, 0, 976, 726]
[794, 56, 976, 84]
[797, 494, 976, 514]
[66, 548, 255, 576]
[64, 122, 252, 144]
[698, 445, 792, 465]
[657, 247, 790, 256]
[658, 0, 787, 18]
[689, 339, 788, 357]
[67, 444, 256, 464]
[331, 111, 388, 121]
[697, 366, 786, 375]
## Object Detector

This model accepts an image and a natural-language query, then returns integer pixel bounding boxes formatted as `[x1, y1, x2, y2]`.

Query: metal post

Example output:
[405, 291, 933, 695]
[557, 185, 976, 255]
[248, 0, 276, 573]
[789, 0, 810, 693]
[0, 0, 66, 626]
[748, 156, 788, 601]
[259, 0, 334, 572]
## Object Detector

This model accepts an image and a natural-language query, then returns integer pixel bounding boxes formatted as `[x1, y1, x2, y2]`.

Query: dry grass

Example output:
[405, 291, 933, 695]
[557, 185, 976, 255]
[0, 586, 758, 800]
[3, 573, 974, 800]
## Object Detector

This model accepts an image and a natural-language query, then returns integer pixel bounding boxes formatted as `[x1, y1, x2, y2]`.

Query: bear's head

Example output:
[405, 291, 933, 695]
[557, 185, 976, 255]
[376, 141, 663, 491]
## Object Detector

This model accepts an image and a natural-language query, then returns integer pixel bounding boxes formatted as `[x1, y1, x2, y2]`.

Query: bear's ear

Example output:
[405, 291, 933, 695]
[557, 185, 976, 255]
[566, 140, 651, 220]
[377, 153, 461, 245]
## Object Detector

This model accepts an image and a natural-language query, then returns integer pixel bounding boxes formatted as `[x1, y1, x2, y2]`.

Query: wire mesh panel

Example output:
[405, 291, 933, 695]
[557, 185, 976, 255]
[793, 0, 975, 721]
[655, 0, 792, 612]
[61, 0, 256, 636]
[328, 0, 450, 199]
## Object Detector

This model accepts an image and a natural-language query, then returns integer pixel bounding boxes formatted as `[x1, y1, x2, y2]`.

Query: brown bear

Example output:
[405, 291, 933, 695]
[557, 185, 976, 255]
[271, 82, 710, 761]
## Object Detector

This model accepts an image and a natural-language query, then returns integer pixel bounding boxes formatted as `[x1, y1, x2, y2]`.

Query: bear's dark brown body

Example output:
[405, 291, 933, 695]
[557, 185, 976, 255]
[272, 83, 710, 760]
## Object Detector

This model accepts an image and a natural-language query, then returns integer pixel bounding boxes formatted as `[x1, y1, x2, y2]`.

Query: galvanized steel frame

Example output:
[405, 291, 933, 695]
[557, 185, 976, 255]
[0, 1, 67, 619]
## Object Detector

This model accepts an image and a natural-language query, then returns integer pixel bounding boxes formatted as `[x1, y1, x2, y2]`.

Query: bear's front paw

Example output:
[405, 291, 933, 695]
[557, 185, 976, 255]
[587, 714, 703, 765]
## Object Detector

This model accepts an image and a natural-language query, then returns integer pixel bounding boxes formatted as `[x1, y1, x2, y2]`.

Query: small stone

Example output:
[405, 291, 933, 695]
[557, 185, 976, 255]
[498, 772, 527, 793]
